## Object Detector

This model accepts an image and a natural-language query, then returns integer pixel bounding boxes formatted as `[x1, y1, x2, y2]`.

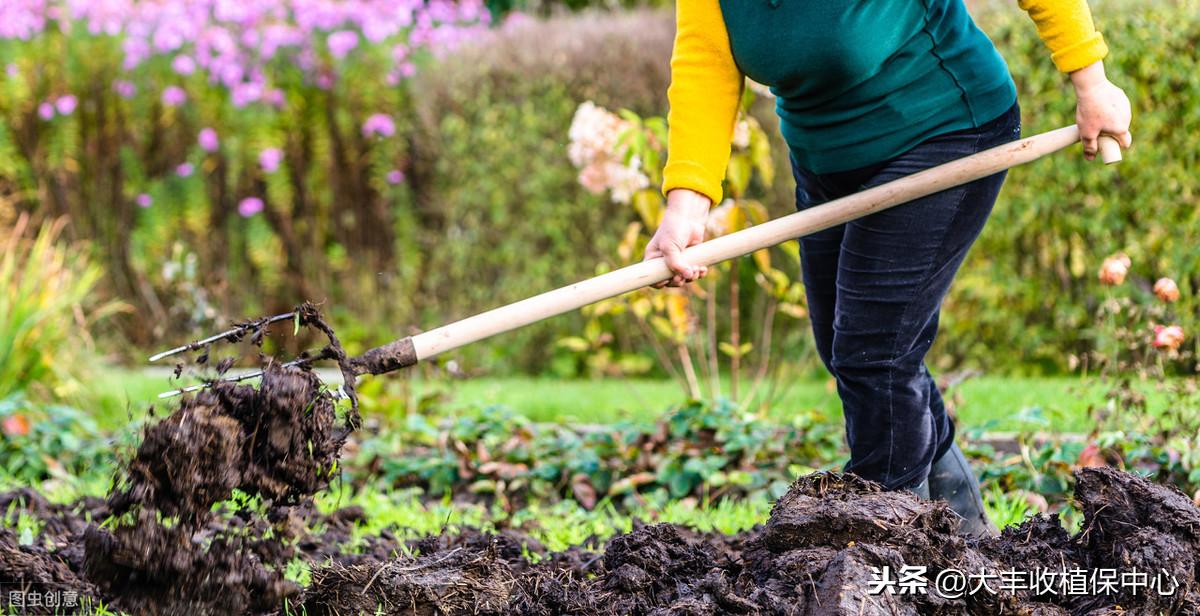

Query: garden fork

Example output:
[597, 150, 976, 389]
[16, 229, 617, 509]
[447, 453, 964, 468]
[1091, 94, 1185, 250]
[150, 128, 1123, 399]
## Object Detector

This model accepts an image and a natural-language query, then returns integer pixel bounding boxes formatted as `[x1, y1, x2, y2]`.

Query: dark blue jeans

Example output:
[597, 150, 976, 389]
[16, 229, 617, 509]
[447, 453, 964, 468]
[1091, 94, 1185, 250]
[792, 103, 1021, 491]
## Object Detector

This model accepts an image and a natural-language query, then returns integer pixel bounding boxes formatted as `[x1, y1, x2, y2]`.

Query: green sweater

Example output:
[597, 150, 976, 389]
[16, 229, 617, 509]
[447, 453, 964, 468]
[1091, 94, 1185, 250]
[720, 0, 1017, 173]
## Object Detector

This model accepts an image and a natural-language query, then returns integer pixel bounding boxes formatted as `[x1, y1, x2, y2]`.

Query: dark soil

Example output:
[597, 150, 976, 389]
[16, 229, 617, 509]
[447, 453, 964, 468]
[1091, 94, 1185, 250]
[3, 307, 1198, 614]
[3, 466, 1199, 615]
[85, 365, 349, 614]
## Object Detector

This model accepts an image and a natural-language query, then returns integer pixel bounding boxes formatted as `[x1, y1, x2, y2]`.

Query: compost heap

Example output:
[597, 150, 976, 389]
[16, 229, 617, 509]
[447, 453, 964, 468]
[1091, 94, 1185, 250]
[2, 321, 1198, 614]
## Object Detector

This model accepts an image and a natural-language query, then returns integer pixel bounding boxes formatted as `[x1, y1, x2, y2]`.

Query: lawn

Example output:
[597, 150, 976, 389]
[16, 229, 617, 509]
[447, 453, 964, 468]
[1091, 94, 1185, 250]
[89, 367, 1163, 434]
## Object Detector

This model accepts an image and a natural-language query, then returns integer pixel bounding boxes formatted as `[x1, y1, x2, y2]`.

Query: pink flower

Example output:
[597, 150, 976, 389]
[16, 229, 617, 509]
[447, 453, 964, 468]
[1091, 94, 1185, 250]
[386, 169, 405, 185]
[113, 80, 136, 99]
[362, 114, 395, 138]
[1154, 277, 1180, 303]
[55, 95, 77, 116]
[38, 102, 55, 121]
[577, 162, 608, 195]
[136, 193, 153, 208]
[1153, 325, 1185, 351]
[264, 89, 286, 108]
[1098, 253, 1131, 286]
[259, 148, 283, 173]
[5, 64, 18, 78]
[176, 162, 194, 177]
[327, 30, 359, 60]
[162, 86, 187, 107]
[230, 81, 263, 108]
[198, 128, 219, 153]
[171, 54, 196, 76]
[238, 197, 264, 217]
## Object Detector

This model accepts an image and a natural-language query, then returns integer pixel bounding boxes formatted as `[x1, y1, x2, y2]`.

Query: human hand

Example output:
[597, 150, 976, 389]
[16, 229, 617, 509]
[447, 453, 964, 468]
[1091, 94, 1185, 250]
[1071, 60, 1133, 160]
[644, 189, 710, 288]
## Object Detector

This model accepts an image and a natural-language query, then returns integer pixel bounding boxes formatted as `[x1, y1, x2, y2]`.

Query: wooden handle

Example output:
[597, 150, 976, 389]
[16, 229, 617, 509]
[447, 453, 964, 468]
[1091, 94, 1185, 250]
[400, 125, 1110, 365]
[1098, 135, 1122, 165]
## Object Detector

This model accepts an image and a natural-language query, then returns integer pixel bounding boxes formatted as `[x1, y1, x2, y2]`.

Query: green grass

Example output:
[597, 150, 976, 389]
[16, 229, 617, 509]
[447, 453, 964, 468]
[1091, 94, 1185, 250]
[90, 367, 1165, 434]
[311, 483, 772, 554]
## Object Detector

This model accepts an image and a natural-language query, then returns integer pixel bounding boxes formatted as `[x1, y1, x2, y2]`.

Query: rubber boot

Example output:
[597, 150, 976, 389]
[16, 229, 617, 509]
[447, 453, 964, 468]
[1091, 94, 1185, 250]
[928, 443, 997, 537]
[905, 478, 929, 499]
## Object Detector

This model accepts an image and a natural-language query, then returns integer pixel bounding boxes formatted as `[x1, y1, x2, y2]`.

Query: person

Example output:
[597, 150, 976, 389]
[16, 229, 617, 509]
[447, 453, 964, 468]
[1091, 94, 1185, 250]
[645, 0, 1132, 536]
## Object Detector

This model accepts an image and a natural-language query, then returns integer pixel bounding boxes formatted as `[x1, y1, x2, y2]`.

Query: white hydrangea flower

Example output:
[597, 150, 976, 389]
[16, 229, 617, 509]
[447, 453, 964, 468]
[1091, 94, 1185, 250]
[567, 101, 629, 168]
[605, 159, 650, 205]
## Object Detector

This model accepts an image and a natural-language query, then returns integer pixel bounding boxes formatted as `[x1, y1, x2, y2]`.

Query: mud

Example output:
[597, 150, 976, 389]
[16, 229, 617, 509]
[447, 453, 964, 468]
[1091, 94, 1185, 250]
[79, 364, 351, 615]
[300, 469, 1200, 616]
[2, 467, 1199, 615]
[4, 306, 1198, 614]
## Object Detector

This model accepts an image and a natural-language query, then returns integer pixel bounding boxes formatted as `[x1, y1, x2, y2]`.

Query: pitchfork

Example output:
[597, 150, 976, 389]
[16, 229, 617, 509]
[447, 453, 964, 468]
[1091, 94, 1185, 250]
[150, 127, 1123, 401]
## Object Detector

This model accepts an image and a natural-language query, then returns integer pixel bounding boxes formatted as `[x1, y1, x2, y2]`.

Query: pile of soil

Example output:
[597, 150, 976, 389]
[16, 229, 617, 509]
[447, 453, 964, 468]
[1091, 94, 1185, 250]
[5, 464, 1198, 614]
[2, 307, 1197, 614]
[298, 469, 1200, 615]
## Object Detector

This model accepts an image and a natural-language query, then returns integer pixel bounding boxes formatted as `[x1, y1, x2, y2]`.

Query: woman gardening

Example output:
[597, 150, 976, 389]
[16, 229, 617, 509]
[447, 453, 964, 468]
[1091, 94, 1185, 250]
[645, 0, 1132, 535]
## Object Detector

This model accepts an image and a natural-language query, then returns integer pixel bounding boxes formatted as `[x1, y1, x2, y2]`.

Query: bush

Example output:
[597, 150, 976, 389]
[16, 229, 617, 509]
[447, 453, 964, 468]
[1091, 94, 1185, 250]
[937, 0, 1200, 373]
[1, 1, 1197, 377]
[407, 10, 674, 372]
[0, 215, 116, 401]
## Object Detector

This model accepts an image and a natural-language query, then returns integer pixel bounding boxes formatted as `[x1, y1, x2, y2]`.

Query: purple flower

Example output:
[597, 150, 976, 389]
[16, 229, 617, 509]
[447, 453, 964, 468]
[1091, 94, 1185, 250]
[238, 197, 264, 217]
[386, 169, 406, 185]
[54, 95, 77, 116]
[176, 162, 194, 177]
[264, 89, 286, 108]
[327, 30, 359, 60]
[198, 128, 219, 152]
[216, 61, 244, 89]
[5, 64, 17, 78]
[171, 54, 196, 76]
[136, 193, 153, 208]
[392, 44, 409, 63]
[162, 86, 187, 107]
[113, 80, 137, 99]
[38, 102, 55, 121]
[230, 81, 263, 108]
[362, 114, 395, 138]
[259, 148, 283, 173]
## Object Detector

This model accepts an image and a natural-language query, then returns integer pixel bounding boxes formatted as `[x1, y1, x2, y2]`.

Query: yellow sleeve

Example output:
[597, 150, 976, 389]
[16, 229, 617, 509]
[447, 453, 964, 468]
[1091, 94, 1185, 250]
[661, 0, 743, 205]
[1018, 0, 1109, 73]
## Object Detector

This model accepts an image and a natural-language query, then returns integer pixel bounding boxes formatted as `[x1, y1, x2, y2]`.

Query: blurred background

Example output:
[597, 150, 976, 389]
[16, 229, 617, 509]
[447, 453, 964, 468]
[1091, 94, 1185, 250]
[1, 0, 1198, 531]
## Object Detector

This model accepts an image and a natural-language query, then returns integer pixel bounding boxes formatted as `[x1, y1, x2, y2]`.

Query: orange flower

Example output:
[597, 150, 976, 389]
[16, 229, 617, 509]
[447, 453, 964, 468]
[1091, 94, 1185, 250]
[1153, 324, 1185, 351]
[1, 414, 29, 437]
[1098, 253, 1130, 286]
[1154, 277, 1181, 303]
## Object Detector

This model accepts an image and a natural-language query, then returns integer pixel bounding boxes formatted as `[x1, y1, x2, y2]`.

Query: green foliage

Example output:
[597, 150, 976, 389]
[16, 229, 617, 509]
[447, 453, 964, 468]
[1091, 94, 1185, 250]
[0, 394, 110, 485]
[0, 217, 117, 402]
[352, 397, 843, 509]
[938, 0, 1200, 373]
[408, 10, 673, 372]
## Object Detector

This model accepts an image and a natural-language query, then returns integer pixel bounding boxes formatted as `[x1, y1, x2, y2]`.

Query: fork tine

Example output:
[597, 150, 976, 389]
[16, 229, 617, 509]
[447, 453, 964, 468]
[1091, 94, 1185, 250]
[148, 312, 295, 362]
[156, 356, 311, 399]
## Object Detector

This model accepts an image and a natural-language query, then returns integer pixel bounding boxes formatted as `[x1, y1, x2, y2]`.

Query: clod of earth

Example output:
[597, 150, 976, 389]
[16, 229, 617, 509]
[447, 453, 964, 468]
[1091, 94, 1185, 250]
[4, 466, 1199, 614]
[4, 310, 1198, 614]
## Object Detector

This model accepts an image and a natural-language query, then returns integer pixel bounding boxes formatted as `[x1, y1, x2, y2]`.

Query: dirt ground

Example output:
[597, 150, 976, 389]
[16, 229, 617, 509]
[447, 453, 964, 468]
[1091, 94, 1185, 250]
[1, 309, 1196, 614]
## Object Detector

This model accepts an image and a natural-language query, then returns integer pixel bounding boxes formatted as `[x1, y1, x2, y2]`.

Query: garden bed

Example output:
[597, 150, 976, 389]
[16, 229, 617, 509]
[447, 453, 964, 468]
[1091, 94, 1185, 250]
[2, 367, 1198, 615]
[2, 466, 1197, 614]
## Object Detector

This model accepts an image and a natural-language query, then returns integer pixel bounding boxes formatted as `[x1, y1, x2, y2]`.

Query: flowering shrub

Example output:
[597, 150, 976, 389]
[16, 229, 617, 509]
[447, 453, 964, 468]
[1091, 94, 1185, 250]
[562, 97, 807, 404]
[1072, 253, 1198, 495]
[0, 0, 489, 345]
